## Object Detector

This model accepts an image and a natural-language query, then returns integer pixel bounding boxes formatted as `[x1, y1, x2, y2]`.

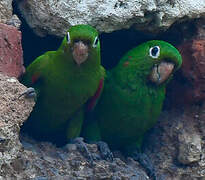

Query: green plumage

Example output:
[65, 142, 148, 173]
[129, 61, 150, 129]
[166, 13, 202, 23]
[82, 40, 182, 152]
[21, 25, 105, 145]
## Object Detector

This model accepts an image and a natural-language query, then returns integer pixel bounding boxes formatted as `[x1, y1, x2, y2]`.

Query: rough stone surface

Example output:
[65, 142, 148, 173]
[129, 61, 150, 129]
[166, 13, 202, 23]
[0, 73, 35, 170]
[6, 15, 22, 30]
[199, 103, 205, 137]
[178, 130, 202, 165]
[144, 106, 205, 180]
[0, 0, 12, 24]
[0, 23, 25, 78]
[1, 135, 149, 179]
[0, 0, 22, 29]
[178, 38, 205, 104]
[0, 4, 204, 179]
[166, 19, 205, 107]
[16, 0, 205, 37]
[3, 105, 205, 180]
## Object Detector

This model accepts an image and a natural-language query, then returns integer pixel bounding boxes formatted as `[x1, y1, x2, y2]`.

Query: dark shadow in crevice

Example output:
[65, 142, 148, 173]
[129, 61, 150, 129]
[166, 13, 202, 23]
[100, 28, 155, 69]
[12, 0, 62, 67]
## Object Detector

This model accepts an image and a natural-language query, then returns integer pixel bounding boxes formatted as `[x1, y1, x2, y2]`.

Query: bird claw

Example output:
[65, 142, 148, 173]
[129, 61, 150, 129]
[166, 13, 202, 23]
[18, 87, 37, 99]
[96, 141, 114, 162]
[132, 151, 162, 180]
[71, 137, 94, 165]
[71, 138, 114, 164]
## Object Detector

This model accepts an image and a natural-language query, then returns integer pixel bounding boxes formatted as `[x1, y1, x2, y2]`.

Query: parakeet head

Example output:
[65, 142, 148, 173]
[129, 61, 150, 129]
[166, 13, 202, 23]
[146, 40, 182, 85]
[60, 24, 100, 66]
[115, 40, 182, 87]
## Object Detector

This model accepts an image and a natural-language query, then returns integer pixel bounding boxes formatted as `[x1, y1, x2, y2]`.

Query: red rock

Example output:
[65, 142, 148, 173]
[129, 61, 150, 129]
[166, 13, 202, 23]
[177, 39, 205, 104]
[0, 23, 25, 78]
[166, 20, 205, 107]
[168, 21, 205, 106]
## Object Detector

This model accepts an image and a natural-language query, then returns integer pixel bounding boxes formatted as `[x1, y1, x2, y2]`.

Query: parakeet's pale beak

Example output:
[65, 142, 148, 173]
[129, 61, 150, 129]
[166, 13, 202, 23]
[72, 41, 89, 65]
[150, 61, 174, 85]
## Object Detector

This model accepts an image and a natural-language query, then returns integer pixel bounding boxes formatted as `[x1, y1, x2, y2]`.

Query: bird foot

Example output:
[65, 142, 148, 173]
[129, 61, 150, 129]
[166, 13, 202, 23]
[132, 151, 165, 180]
[71, 137, 94, 164]
[96, 141, 114, 162]
[19, 87, 37, 99]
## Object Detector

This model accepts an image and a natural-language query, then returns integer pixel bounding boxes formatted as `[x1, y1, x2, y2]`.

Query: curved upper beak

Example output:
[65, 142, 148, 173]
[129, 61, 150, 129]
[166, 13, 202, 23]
[72, 41, 89, 65]
[149, 61, 174, 85]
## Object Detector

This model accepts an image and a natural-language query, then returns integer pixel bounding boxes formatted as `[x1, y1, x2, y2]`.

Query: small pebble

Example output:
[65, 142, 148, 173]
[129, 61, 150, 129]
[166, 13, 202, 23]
[7, 78, 17, 83]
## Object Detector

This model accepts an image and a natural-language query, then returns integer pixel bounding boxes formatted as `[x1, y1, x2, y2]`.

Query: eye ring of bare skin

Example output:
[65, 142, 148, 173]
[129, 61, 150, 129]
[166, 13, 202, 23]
[66, 32, 71, 44]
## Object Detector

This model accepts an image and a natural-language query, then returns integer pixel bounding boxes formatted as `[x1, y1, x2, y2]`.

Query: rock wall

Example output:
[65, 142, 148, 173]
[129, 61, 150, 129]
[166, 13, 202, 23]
[0, 0, 205, 179]
[0, 0, 13, 24]
[0, 23, 24, 78]
[2, 135, 149, 179]
[0, 73, 35, 175]
[144, 106, 205, 179]
[16, 0, 205, 37]
[167, 19, 205, 106]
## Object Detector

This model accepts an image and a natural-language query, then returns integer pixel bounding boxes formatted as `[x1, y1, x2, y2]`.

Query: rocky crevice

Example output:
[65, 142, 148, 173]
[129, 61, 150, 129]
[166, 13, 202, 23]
[0, 0, 205, 179]
[15, 0, 205, 37]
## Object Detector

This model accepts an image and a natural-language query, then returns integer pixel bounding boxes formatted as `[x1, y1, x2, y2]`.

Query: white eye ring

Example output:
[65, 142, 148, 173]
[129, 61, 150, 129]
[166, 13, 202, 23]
[66, 32, 71, 44]
[149, 46, 160, 59]
[93, 36, 99, 48]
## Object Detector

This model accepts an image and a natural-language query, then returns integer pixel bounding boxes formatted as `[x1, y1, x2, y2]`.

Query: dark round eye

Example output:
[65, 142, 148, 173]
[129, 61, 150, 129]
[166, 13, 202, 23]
[149, 46, 160, 58]
[93, 36, 99, 48]
[66, 32, 71, 44]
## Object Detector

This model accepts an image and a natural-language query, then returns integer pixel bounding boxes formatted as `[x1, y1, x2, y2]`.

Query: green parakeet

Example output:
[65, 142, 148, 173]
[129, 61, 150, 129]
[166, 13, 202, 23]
[82, 40, 182, 152]
[21, 24, 105, 145]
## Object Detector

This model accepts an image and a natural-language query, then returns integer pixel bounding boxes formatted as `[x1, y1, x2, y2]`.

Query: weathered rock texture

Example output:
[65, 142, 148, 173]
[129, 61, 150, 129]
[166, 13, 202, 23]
[16, 0, 205, 37]
[6, 15, 22, 30]
[167, 18, 205, 107]
[0, 3, 204, 179]
[0, 0, 21, 29]
[0, 73, 35, 172]
[2, 136, 149, 179]
[179, 39, 205, 104]
[0, 0, 12, 24]
[3, 104, 205, 180]
[144, 106, 205, 180]
[0, 23, 25, 78]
